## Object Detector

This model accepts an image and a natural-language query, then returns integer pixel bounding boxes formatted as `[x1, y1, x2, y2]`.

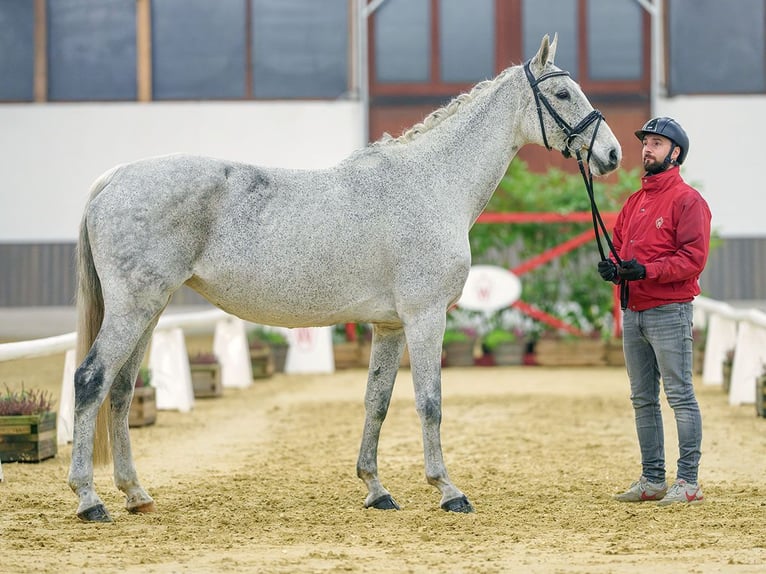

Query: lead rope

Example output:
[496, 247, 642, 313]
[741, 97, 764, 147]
[574, 139, 628, 309]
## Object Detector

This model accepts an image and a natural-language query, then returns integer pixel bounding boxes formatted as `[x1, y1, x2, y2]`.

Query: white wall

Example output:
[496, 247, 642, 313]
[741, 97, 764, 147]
[657, 96, 765, 238]
[0, 101, 363, 242]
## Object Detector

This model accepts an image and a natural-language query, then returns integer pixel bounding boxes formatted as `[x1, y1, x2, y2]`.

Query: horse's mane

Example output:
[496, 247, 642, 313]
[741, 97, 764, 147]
[372, 66, 515, 148]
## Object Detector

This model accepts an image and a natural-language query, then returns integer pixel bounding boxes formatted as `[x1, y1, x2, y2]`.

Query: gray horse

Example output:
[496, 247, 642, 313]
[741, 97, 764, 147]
[69, 35, 621, 522]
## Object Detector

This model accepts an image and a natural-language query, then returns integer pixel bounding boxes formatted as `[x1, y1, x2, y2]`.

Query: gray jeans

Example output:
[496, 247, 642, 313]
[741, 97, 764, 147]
[622, 302, 702, 484]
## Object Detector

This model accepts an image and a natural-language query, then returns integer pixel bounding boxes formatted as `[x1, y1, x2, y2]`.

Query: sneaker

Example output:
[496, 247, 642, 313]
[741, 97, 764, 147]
[613, 476, 668, 502]
[657, 479, 704, 505]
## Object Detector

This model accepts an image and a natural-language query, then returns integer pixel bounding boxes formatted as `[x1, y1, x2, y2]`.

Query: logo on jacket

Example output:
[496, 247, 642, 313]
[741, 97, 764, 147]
[656, 216, 664, 229]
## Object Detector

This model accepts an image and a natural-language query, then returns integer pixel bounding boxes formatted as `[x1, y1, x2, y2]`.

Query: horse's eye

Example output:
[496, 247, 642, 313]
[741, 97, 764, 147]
[555, 89, 570, 100]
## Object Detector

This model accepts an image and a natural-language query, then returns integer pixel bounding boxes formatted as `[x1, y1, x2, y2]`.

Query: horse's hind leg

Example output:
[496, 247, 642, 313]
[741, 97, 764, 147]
[109, 322, 158, 514]
[69, 310, 164, 522]
[357, 325, 406, 510]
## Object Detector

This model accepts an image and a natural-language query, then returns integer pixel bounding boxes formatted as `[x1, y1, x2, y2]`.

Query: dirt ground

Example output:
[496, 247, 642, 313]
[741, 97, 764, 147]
[1, 336, 765, 574]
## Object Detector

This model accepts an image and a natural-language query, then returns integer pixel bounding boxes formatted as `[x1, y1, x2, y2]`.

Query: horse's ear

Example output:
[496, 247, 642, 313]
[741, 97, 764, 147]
[548, 33, 558, 65]
[532, 35, 551, 73]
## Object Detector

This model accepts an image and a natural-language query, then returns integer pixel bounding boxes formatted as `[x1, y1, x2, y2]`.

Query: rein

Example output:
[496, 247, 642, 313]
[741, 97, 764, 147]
[524, 60, 629, 307]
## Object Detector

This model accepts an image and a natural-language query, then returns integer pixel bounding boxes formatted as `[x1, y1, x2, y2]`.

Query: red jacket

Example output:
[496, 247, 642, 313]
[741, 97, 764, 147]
[612, 167, 711, 311]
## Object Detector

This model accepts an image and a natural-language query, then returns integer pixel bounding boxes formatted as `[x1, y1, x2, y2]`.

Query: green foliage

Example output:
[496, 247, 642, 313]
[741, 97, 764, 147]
[248, 326, 288, 347]
[0, 384, 54, 416]
[470, 161, 640, 337]
[135, 366, 152, 388]
[482, 328, 518, 351]
[442, 328, 472, 345]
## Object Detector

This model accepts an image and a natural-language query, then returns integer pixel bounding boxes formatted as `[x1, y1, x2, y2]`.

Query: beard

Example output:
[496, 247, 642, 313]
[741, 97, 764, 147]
[643, 156, 668, 175]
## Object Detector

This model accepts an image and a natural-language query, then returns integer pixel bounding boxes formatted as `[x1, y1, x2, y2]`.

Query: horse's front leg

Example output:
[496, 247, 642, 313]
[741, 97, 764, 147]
[357, 326, 406, 510]
[406, 316, 474, 513]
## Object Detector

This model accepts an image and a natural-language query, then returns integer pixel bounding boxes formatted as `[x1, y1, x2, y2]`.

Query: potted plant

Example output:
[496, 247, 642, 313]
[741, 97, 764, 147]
[483, 328, 524, 366]
[129, 367, 157, 428]
[247, 326, 289, 375]
[442, 327, 477, 367]
[189, 352, 223, 398]
[0, 384, 57, 462]
[332, 323, 362, 369]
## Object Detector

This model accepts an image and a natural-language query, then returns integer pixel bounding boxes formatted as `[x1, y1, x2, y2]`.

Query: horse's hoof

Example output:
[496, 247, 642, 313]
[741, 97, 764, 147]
[127, 501, 156, 514]
[441, 495, 474, 513]
[367, 494, 401, 510]
[77, 504, 113, 523]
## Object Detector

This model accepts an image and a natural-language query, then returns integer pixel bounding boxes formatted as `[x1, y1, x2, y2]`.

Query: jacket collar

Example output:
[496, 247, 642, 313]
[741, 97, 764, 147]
[641, 166, 681, 194]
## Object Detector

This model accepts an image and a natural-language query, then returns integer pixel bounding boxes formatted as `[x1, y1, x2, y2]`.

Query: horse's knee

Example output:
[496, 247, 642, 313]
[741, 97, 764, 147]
[416, 397, 442, 425]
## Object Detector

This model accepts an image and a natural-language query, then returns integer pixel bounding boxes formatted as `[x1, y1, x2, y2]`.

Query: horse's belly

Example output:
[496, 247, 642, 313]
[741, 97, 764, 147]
[185, 274, 399, 329]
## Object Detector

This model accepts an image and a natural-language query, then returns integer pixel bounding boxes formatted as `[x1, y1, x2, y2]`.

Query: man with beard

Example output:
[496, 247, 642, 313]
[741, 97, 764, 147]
[597, 117, 711, 505]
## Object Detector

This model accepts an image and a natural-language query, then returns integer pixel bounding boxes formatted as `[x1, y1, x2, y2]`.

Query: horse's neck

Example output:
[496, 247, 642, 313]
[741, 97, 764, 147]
[410, 67, 529, 222]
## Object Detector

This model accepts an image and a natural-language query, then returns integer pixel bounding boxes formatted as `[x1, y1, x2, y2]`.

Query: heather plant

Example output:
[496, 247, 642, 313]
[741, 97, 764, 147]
[0, 384, 54, 416]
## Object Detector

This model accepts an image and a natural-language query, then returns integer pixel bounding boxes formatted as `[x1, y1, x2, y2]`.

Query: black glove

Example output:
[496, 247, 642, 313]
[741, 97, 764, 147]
[597, 259, 618, 282]
[618, 258, 646, 281]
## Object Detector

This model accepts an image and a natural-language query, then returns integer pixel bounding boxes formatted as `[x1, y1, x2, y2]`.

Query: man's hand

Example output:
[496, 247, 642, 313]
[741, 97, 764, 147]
[597, 259, 618, 282]
[618, 258, 646, 281]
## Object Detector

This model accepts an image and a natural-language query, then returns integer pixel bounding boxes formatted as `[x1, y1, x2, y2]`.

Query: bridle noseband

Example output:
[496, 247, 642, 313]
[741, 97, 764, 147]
[524, 60, 629, 307]
[523, 60, 603, 160]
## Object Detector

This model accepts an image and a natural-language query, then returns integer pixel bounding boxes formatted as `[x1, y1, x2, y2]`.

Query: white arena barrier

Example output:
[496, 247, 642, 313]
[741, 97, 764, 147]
[694, 296, 766, 406]
[283, 327, 335, 374]
[213, 316, 253, 388]
[149, 327, 195, 412]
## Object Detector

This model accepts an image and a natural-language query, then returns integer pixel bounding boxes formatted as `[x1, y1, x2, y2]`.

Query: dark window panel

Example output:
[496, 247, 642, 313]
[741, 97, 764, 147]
[47, 0, 136, 101]
[0, 0, 34, 101]
[374, 0, 430, 83]
[669, 0, 765, 94]
[152, 0, 247, 100]
[440, 0, 494, 83]
[251, 0, 348, 99]
[522, 0, 578, 78]
[587, 0, 642, 81]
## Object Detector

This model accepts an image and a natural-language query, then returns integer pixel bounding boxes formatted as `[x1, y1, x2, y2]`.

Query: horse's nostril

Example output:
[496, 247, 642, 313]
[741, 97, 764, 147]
[609, 148, 619, 165]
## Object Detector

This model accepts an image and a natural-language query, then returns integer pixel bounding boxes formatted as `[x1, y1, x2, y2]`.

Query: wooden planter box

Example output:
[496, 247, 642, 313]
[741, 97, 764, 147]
[0, 411, 57, 463]
[535, 338, 607, 367]
[756, 375, 766, 417]
[491, 341, 525, 366]
[443, 341, 476, 367]
[250, 347, 274, 379]
[334, 342, 362, 369]
[604, 339, 625, 366]
[129, 386, 157, 428]
[190, 362, 223, 398]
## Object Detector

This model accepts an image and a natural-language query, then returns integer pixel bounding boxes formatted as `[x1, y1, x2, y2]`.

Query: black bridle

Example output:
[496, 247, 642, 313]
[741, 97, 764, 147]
[524, 60, 629, 307]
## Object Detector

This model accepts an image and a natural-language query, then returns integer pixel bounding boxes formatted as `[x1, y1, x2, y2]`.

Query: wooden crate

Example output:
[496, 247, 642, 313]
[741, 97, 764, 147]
[0, 411, 57, 463]
[333, 342, 361, 369]
[190, 363, 223, 397]
[250, 347, 274, 379]
[129, 386, 157, 428]
[535, 338, 607, 367]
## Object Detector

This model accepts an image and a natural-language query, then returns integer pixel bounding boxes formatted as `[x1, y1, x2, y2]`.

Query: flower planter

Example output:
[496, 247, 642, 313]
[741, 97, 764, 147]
[534, 338, 607, 367]
[443, 341, 476, 367]
[491, 341, 525, 366]
[604, 339, 625, 366]
[250, 347, 274, 379]
[190, 362, 223, 398]
[756, 375, 766, 418]
[333, 341, 362, 370]
[0, 411, 57, 463]
[270, 343, 289, 373]
[129, 386, 157, 428]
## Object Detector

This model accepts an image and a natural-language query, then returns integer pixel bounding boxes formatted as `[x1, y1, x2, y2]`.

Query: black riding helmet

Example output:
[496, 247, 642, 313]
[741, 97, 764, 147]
[634, 116, 689, 165]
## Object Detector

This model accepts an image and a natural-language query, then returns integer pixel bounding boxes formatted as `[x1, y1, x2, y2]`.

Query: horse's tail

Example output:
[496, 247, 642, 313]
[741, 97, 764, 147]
[76, 165, 122, 467]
